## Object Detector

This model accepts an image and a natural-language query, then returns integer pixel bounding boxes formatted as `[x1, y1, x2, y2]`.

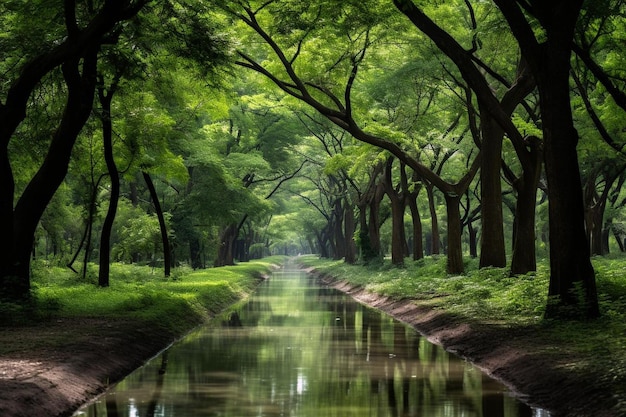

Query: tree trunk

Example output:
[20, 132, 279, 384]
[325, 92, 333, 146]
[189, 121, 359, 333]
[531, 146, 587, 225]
[215, 224, 237, 267]
[478, 112, 506, 268]
[612, 226, 625, 252]
[445, 194, 463, 274]
[332, 199, 346, 260]
[383, 158, 407, 266]
[510, 176, 539, 275]
[189, 237, 203, 269]
[67, 175, 103, 275]
[586, 204, 605, 257]
[98, 87, 118, 287]
[367, 183, 385, 259]
[316, 229, 330, 258]
[389, 195, 406, 265]
[406, 192, 424, 261]
[534, 23, 598, 318]
[143, 172, 171, 276]
[404, 169, 423, 261]
[467, 221, 478, 258]
[344, 202, 357, 264]
[510, 138, 542, 275]
[425, 184, 440, 255]
[356, 202, 375, 261]
[1, 50, 98, 300]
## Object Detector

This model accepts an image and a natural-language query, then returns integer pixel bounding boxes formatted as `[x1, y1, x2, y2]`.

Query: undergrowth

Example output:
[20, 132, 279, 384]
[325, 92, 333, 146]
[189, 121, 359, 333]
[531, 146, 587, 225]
[1, 256, 286, 332]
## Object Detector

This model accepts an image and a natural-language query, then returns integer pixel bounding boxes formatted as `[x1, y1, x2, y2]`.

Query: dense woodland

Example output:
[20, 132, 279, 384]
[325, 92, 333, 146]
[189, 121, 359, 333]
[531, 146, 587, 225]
[1, 0, 625, 320]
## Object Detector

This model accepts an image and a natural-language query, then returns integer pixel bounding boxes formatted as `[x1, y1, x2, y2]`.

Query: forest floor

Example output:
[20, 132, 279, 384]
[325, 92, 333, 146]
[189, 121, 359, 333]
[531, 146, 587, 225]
[315, 272, 624, 417]
[1, 264, 624, 417]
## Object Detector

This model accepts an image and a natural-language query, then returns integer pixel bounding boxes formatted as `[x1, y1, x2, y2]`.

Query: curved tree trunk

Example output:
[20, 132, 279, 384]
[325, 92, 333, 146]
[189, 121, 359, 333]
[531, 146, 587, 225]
[143, 172, 171, 276]
[98, 85, 119, 287]
[0, 2, 146, 300]
[1, 50, 99, 300]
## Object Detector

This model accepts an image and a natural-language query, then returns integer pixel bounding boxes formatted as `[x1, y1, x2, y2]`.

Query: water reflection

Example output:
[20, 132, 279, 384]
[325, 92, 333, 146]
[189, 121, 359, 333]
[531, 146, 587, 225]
[75, 266, 547, 417]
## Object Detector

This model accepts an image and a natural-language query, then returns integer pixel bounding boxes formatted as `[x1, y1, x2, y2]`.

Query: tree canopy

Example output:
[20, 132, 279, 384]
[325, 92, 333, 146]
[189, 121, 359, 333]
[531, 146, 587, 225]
[2, 0, 626, 319]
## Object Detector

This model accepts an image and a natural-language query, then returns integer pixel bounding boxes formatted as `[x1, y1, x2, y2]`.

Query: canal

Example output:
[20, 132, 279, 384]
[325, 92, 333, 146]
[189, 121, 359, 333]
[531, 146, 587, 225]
[74, 264, 547, 416]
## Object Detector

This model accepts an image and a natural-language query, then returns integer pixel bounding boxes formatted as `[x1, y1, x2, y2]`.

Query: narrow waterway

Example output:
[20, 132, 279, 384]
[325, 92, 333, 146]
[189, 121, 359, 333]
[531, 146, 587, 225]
[74, 265, 547, 417]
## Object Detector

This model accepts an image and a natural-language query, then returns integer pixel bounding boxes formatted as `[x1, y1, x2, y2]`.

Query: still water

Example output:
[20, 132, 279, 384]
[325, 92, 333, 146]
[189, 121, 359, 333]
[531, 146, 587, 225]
[75, 265, 547, 417]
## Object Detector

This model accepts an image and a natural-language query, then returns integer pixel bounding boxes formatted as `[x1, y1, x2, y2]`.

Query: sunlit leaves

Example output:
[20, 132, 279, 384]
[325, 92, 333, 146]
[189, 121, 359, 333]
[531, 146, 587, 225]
[511, 114, 542, 139]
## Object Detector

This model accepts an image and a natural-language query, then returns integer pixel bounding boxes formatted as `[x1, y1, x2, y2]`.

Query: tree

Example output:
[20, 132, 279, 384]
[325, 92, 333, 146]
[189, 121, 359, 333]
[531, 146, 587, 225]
[0, 0, 149, 300]
[493, 0, 599, 318]
[97, 73, 122, 287]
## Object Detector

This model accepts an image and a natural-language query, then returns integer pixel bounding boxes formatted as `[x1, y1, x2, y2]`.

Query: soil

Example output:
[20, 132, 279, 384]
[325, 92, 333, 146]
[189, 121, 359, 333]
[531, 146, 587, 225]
[0, 318, 177, 417]
[0, 271, 622, 417]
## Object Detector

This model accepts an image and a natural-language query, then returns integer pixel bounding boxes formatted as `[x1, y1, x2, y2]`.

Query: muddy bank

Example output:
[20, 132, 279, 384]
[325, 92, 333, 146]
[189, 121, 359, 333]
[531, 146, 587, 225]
[313, 270, 619, 417]
[0, 318, 179, 417]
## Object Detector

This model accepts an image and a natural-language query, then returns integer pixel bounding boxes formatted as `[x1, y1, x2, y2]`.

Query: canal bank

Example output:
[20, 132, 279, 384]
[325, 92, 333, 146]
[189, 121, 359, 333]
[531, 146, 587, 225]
[0, 259, 281, 417]
[74, 265, 538, 416]
[0, 261, 619, 417]
[308, 268, 620, 417]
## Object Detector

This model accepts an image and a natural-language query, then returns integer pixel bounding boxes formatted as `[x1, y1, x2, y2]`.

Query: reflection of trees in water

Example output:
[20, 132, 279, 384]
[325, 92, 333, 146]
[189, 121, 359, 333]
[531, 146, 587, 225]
[102, 350, 169, 417]
[146, 351, 168, 417]
[81, 274, 533, 417]
[105, 395, 119, 417]
[336, 304, 524, 417]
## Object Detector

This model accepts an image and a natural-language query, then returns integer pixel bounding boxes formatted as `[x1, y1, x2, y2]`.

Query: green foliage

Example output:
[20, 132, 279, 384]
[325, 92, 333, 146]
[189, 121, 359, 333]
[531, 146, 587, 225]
[110, 199, 167, 263]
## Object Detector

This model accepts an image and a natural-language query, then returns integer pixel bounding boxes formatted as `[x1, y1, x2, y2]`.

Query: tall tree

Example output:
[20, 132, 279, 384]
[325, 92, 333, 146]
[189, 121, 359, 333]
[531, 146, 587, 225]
[493, 0, 599, 318]
[97, 75, 121, 287]
[0, 0, 148, 300]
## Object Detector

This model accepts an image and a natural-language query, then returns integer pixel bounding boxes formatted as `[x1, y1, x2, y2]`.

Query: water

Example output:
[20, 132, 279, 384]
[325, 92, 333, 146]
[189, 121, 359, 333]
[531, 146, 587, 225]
[74, 265, 547, 417]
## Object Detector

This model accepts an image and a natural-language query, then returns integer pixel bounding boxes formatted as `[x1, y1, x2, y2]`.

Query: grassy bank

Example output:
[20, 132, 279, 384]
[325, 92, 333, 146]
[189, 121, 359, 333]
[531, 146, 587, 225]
[298, 254, 626, 407]
[0, 256, 287, 353]
[0, 256, 287, 417]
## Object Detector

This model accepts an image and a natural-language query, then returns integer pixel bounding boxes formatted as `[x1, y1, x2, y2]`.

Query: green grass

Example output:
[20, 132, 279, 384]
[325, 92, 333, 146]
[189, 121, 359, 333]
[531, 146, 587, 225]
[298, 254, 626, 396]
[2, 256, 287, 333]
[299, 255, 548, 322]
